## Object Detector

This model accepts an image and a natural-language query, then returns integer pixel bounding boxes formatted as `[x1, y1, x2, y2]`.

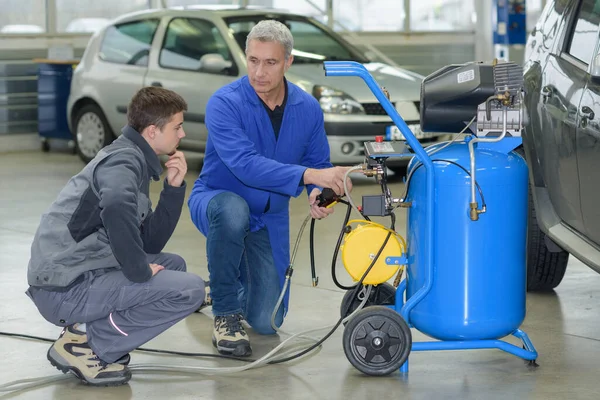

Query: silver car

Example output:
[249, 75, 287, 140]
[67, 6, 441, 171]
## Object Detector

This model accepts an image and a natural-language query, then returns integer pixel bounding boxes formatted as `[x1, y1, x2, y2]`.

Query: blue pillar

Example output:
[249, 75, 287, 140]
[493, 0, 527, 61]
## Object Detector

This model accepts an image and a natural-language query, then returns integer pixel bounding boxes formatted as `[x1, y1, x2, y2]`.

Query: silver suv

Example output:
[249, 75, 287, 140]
[67, 6, 440, 169]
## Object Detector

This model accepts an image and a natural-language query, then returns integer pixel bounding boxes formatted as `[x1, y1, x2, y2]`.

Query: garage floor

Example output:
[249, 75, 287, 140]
[1, 150, 600, 400]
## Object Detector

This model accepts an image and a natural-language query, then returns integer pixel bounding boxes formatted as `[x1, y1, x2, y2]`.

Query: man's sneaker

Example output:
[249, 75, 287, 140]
[57, 325, 131, 365]
[195, 281, 212, 312]
[212, 314, 252, 357]
[58, 324, 87, 344]
[115, 353, 131, 365]
[47, 340, 131, 386]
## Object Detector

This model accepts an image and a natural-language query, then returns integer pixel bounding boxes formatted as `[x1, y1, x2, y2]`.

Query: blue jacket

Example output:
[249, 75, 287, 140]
[188, 76, 332, 310]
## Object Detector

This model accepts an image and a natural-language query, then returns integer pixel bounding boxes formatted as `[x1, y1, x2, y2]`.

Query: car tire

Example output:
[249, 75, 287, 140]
[73, 104, 114, 164]
[518, 148, 569, 291]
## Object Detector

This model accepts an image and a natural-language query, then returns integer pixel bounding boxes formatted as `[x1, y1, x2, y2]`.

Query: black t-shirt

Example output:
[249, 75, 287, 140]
[257, 79, 288, 140]
[258, 80, 301, 213]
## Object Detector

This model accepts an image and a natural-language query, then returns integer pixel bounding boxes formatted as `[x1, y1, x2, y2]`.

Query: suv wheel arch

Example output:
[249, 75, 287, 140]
[517, 147, 569, 291]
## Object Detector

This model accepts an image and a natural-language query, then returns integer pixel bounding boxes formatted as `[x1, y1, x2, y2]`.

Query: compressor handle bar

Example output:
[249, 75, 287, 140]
[323, 61, 432, 165]
[323, 60, 435, 322]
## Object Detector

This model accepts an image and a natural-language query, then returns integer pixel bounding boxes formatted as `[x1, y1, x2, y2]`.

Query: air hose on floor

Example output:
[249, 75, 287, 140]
[0, 182, 394, 393]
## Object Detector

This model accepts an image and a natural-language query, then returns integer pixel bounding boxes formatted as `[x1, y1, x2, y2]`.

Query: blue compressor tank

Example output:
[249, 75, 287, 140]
[405, 139, 528, 341]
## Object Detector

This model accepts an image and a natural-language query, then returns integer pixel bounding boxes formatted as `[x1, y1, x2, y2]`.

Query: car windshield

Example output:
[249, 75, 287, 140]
[223, 15, 369, 64]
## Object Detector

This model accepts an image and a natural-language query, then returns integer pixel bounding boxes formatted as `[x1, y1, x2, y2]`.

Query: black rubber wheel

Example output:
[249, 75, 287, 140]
[73, 104, 114, 164]
[41, 139, 50, 152]
[340, 283, 396, 319]
[343, 306, 411, 376]
[517, 148, 569, 291]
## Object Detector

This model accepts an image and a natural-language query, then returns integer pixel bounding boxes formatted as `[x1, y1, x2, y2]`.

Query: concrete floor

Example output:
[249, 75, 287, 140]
[1, 150, 600, 400]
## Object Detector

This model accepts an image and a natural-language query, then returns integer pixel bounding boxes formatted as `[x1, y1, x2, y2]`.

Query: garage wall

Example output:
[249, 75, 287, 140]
[0, 32, 477, 152]
[346, 32, 476, 77]
[0, 55, 40, 137]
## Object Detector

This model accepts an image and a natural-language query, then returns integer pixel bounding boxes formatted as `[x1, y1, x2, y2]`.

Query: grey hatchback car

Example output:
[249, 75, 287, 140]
[522, 0, 600, 290]
[67, 6, 440, 169]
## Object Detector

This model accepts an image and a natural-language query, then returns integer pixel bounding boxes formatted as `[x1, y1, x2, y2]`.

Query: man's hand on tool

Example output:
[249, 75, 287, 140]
[309, 188, 335, 219]
[165, 151, 187, 187]
[150, 263, 165, 276]
[303, 167, 353, 196]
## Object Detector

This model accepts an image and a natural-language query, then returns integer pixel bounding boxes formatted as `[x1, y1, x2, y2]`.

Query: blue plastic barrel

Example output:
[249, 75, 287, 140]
[37, 62, 74, 141]
[406, 140, 528, 341]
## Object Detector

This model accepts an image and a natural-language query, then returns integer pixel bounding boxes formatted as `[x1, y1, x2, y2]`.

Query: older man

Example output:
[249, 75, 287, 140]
[189, 20, 352, 357]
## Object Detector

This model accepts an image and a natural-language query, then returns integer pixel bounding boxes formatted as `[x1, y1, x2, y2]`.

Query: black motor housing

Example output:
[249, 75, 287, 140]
[420, 62, 496, 133]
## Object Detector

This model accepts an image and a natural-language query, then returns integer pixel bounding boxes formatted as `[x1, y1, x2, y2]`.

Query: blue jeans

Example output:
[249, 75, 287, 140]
[206, 192, 284, 335]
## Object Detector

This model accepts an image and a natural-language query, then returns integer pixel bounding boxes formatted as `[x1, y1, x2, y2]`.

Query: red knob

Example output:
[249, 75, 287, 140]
[375, 135, 384, 143]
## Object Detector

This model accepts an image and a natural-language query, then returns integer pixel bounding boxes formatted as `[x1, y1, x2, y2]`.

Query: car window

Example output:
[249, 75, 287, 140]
[565, 0, 600, 65]
[225, 16, 369, 64]
[159, 18, 233, 74]
[99, 19, 159, 66]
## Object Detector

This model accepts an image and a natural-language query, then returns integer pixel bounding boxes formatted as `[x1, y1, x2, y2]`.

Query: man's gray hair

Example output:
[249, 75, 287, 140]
[246, 20, 294, 60]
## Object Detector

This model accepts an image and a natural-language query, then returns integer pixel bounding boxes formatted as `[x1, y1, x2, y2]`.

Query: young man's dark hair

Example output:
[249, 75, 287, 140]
[127, 86, 188, 133]
[26, 86, 205, 387]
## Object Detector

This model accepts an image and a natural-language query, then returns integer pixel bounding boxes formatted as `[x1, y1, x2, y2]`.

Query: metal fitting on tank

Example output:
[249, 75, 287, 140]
[394, 198, 412, 208]
[469, 202, 486, 221]
[470, 202, 480, 221]
[361, 163, 383, 178]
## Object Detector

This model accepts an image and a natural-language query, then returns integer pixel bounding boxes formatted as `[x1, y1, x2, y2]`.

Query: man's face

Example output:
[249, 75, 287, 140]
[154, 112, 185, 155]
[246, 39, 293, 95]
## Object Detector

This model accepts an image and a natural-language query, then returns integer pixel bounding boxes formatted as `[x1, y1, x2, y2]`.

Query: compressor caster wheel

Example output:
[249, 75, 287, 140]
[343, 306, 411, 376]
[340, 283, 396, 319]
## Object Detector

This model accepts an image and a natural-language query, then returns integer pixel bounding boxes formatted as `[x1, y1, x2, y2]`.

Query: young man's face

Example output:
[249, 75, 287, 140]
[246, 39, 293, 96]
[154, 112, 185, 155]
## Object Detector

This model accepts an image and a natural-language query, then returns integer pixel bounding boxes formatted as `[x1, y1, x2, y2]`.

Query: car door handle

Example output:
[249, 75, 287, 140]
[581, 106, 595, 120]
[150, 81, 162, 87]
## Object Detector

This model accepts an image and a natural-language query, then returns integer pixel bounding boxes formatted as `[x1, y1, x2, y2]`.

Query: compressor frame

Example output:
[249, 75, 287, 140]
[323, 61, 538, 375]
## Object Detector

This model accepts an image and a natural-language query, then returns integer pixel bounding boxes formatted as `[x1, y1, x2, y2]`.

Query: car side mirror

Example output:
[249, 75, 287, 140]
[591, 53, 600, 82]
[198, 53, 232, 74]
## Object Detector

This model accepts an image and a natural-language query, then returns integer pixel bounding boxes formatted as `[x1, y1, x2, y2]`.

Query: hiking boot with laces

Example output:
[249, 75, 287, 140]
[195, 281, 212, 312]
[57, 324, 131, 366]
[115, 353, 131, 365]
[212, 314, 252, 357]
[47, 339, 131, 386]
[59, 324, 87, 344]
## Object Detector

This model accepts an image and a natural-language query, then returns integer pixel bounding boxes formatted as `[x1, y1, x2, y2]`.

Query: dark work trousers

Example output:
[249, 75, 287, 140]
[26, 253, 206, 363]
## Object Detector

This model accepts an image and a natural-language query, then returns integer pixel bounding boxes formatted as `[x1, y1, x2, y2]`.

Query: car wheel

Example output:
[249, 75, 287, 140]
[73, 104, 114, 163]
[518, 148, 569, 291]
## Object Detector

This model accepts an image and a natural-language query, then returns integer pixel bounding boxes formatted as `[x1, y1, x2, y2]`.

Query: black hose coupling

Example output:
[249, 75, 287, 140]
[285, 266, 294, 278]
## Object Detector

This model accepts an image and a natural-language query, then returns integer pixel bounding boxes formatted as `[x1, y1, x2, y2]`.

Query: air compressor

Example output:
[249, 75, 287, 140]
[323, 60, 538, 376]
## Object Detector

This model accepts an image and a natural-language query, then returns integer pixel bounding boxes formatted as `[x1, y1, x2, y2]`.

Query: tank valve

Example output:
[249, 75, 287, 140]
[469, 203, 479, 221]
[469, 202, 486, 221]
[396, 200, 412, 208]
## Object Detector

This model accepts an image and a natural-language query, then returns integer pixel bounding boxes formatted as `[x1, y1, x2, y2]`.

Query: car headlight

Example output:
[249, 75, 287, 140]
[312, 85, 365, 115]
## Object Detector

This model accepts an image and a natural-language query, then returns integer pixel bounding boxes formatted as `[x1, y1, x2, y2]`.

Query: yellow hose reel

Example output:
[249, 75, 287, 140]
[341, 220, 407, 285]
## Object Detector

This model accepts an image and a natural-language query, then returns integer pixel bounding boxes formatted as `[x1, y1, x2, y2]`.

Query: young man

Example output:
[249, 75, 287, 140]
[26, 87, 206, 386]
[188, 20, 352, 357]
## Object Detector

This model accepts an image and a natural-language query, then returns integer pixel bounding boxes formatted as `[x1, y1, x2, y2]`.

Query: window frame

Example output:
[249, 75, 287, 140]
[157, 16, 238, 76]
[97, 18, 160, 67]
[559, 0, 600, 72]
[222, 14, 370, 64]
